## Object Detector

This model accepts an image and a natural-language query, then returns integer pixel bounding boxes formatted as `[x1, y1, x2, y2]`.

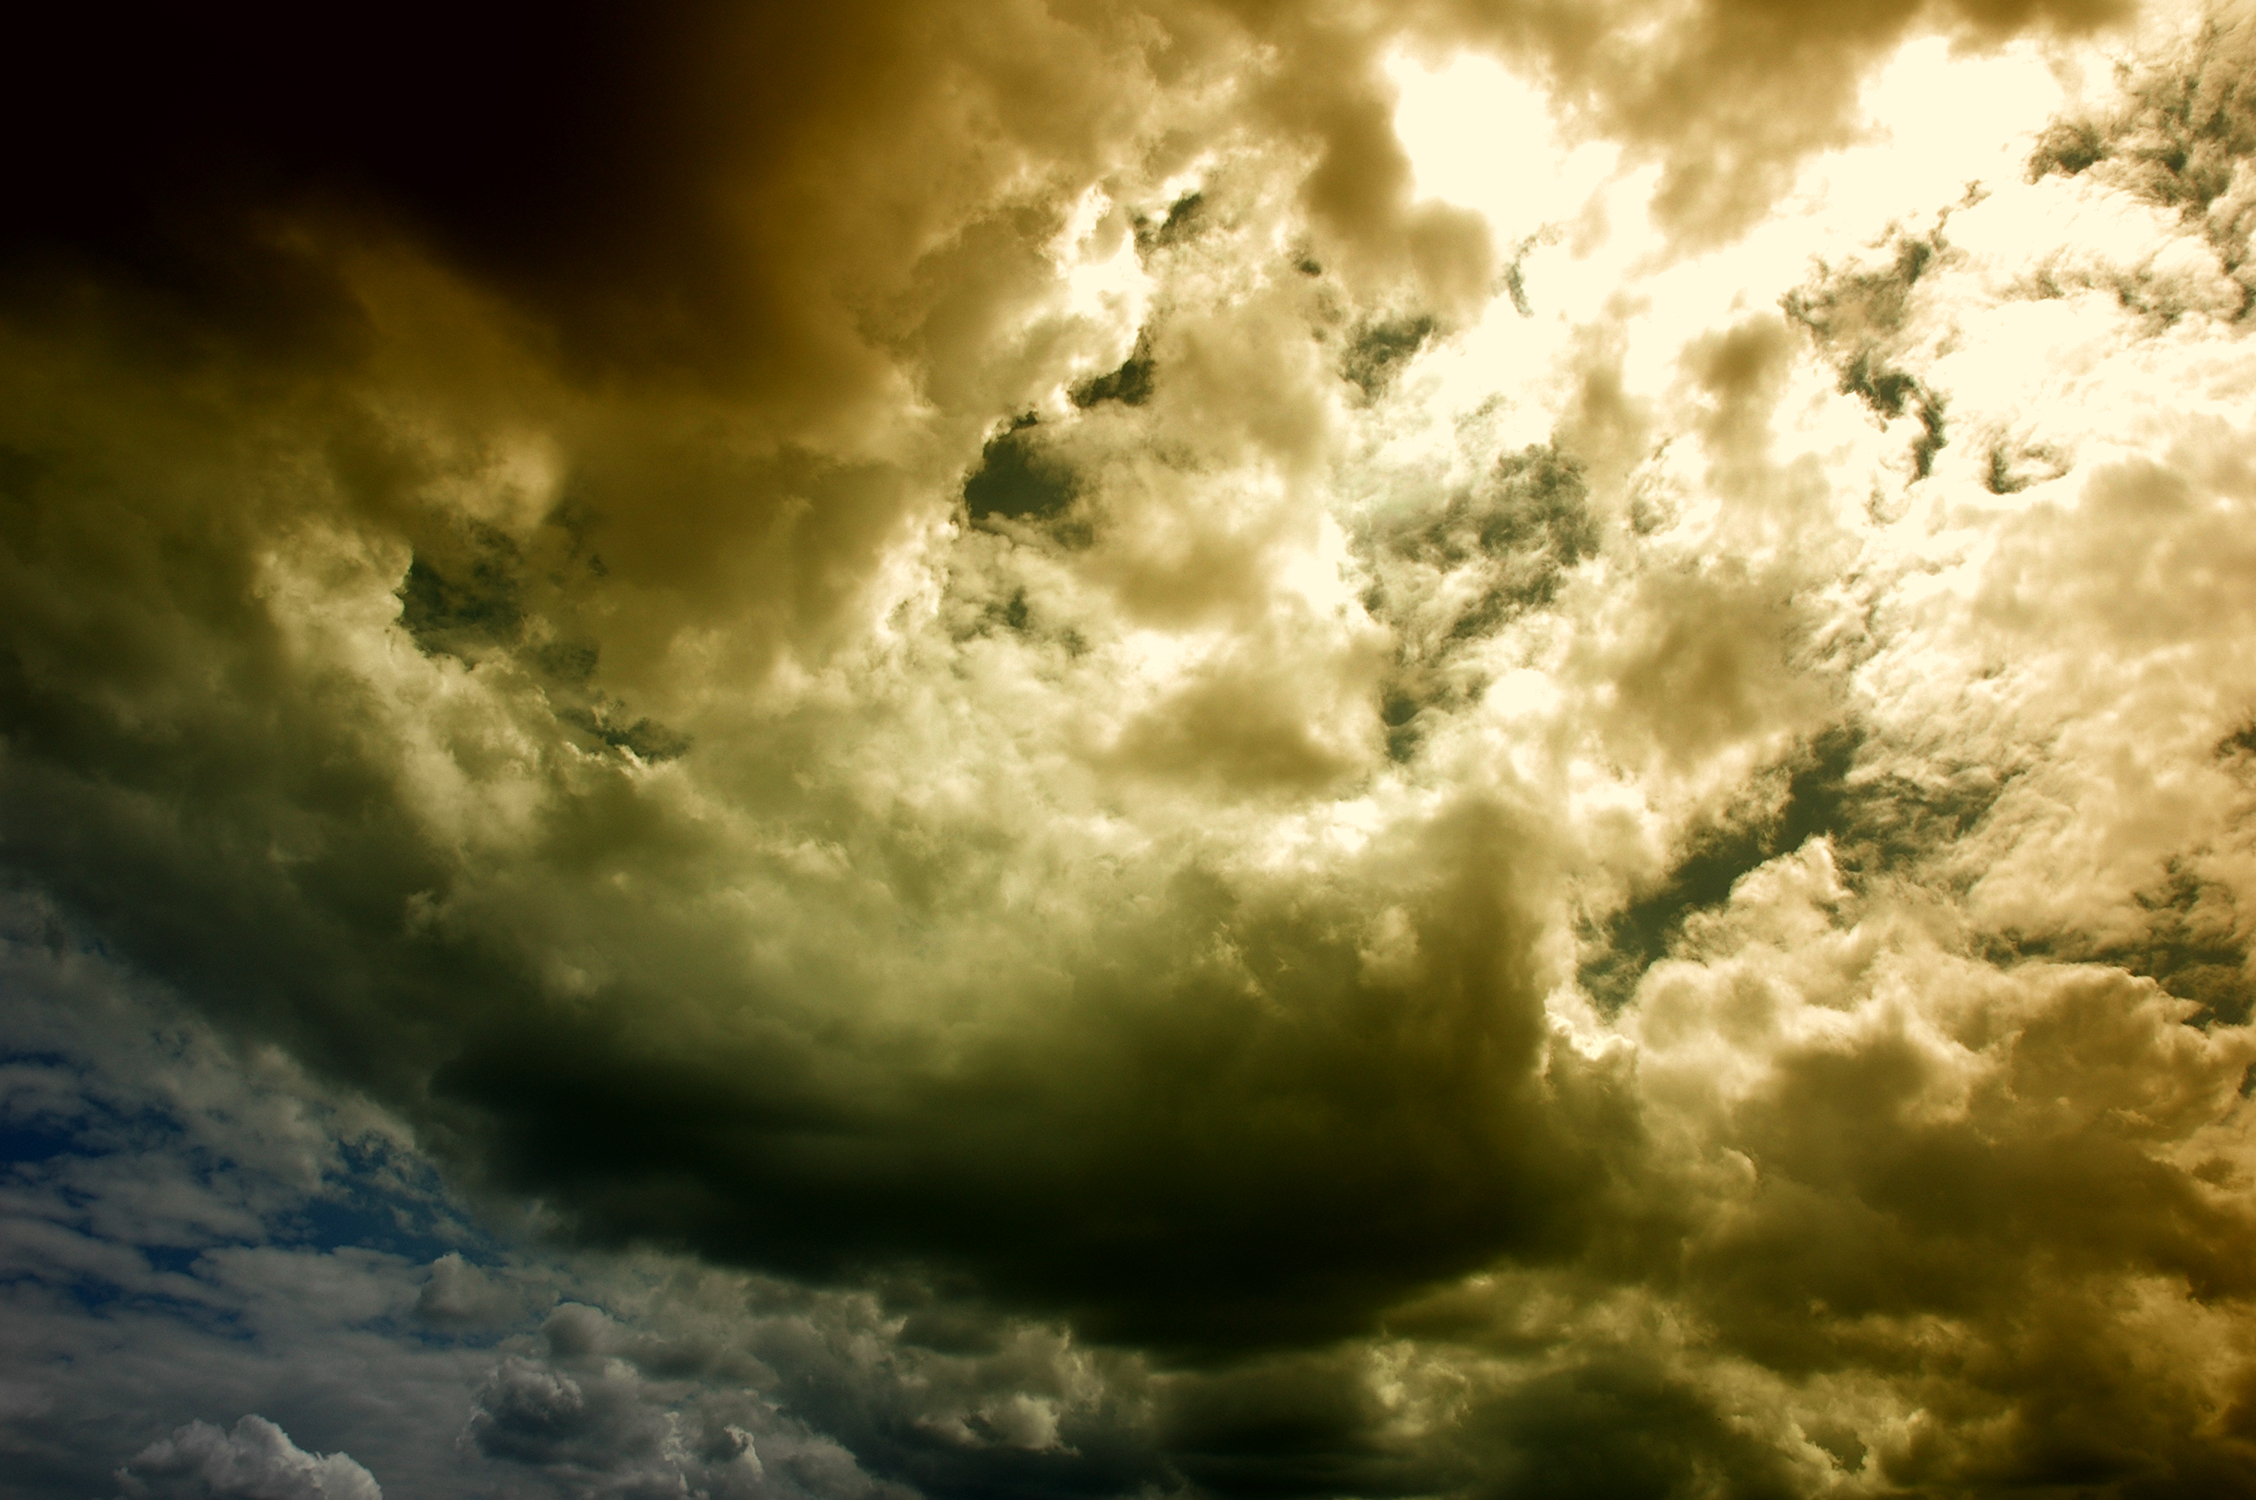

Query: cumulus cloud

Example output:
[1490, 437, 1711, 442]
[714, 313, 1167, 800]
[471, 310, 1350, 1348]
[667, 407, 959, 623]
[116, 1416, 380, 1500]
[10, 2, 2256, 1497]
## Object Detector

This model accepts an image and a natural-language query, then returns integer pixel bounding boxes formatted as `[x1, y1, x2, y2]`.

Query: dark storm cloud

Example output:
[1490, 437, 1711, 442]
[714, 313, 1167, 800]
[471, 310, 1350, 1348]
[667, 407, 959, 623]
[4, 0, 1215, 703]
[9, 4, 1086, 396]
[415, 799, 1635, 1354]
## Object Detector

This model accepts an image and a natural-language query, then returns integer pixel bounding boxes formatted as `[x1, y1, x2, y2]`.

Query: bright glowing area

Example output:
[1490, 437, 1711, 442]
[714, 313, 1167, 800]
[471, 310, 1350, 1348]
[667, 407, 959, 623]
[1387, 49, 1617, 242]
[1795, 37, 2073, 240]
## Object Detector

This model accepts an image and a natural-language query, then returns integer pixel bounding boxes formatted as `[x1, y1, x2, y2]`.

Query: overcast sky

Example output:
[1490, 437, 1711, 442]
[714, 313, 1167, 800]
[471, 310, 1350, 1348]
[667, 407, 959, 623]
[6, 2, 2256, 1497]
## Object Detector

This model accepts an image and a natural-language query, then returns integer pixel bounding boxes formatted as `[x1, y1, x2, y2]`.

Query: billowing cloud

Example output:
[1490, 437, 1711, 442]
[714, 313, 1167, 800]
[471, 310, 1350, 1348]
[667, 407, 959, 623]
[8, 2, 2256, 1497]
[117, 1416, 380, 1500]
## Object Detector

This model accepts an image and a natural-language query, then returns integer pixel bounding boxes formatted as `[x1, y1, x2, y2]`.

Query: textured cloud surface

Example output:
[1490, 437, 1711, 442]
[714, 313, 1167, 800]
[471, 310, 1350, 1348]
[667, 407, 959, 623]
[120, 1416, 382, 1500]
[7, 3, 2256, 1496]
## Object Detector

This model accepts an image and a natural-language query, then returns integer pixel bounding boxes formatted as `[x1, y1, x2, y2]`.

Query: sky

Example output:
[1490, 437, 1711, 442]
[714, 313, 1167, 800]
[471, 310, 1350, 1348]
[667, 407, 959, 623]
[4, 2, 2256, 1496]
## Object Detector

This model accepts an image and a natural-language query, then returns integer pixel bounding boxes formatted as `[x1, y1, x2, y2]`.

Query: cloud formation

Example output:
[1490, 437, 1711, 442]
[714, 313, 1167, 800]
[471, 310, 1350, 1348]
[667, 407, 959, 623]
[8, 2, 2256, 1497]
[118, 1417, 381, 1500]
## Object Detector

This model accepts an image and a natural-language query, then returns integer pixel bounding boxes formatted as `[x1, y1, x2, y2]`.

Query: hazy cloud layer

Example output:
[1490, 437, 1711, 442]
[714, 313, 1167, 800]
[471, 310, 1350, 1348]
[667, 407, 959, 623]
[8, 2, 2256, 1497]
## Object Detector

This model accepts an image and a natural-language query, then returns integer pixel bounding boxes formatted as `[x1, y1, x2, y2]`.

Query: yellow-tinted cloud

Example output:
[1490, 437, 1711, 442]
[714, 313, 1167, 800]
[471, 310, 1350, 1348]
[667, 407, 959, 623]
[9, 3, 2256, 1496]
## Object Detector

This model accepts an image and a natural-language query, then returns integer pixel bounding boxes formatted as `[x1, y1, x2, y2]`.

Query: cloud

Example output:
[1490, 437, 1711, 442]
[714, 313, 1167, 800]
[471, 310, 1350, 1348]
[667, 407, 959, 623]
[0, 903, 1164, 1500]
[1616, 846, 2256, 1492]
[415, 1252, 530, 1330]
[9, 4, 2256, 1498]
[116, 1416, 380, 1500]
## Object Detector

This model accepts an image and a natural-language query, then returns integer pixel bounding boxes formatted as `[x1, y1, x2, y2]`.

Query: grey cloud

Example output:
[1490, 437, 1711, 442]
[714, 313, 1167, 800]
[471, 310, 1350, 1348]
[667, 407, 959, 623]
[417, 1253, 532, 1330]
[469, 1356, 673, 1477]
[116, 1416, 381, 1500]
[462, 1293, 1169, 1500]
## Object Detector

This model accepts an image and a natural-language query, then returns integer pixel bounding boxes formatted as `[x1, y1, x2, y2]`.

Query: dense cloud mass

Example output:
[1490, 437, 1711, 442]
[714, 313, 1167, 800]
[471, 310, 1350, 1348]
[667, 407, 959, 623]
[8, 1, 2256, 1496]
[119, 1416, 382, 1500]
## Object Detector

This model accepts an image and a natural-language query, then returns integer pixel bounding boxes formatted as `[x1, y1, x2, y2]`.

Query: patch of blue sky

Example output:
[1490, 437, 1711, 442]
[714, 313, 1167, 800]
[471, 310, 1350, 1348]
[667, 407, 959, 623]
[0, 1117, 77, 1166]
[1, 970, 509, 1334]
